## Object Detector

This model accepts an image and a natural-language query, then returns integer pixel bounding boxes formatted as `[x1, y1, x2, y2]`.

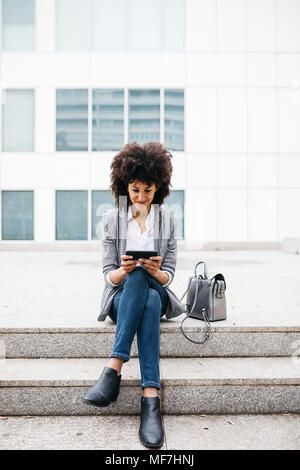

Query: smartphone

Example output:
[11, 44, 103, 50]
[125, 250, 158, 260]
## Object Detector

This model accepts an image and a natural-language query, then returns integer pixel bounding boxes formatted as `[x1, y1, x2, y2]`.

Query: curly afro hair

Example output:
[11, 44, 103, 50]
[109, 141, 173, 208]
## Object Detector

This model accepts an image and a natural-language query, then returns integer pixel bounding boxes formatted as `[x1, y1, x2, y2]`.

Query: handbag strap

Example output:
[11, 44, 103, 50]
[180, 308, 211, 344]
[180, 266, 212, 344]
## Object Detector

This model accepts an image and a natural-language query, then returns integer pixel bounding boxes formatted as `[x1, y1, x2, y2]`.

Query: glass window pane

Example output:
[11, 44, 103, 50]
[92, 190, 115, 240]
[2, 0, 35, 51]
[93, 0, 126, 51]
[129, 0, 161, 51]
[128, 89, 160, 145]
[56, 191, 87, 240]
[164, 89, 184, 151]
[92, 89, 124, 151]
[56, 0, 91, 51]
[56, 89, 88, 151]
[2, 89, 34, 152]
[164, 0, 184, 52]
[2, 191, 34, 240]
[164, 190, 184, 240]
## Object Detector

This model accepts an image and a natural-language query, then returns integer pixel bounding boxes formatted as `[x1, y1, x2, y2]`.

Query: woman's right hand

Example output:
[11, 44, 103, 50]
[120, 255, 138, 274]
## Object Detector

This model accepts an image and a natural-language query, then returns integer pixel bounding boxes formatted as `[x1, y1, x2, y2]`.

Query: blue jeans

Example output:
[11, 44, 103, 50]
[108, 265, 169, 390]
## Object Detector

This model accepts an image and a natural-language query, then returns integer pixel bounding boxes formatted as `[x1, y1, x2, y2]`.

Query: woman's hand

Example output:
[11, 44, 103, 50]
[138, 256, 162, 276]
[120, 255, 138, 274]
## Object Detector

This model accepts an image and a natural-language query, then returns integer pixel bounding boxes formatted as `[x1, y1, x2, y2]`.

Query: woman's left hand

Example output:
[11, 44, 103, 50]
[138, 256, 162, 276]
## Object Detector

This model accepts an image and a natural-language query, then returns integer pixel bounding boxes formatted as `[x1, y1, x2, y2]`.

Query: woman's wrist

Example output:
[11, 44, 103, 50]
[109, 266, 127, 285]
[152, 269, 169, 286]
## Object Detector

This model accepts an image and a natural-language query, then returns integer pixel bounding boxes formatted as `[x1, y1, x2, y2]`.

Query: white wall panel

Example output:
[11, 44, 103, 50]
[247, 0, 277, 51]
[1, 53, 90, 87]
[217, 189, 247, 241]
[35, 188, 54, 241]
[217, 155, 247, 188]
[248, 189, 277, 241]
[247, 90, 277, 153]
[278, 189, 300, 238]
[91, 53, 185, 88]
[186, 154, 217, 188]
[187, 53, 246, 87]
[35, 88, 56, 153]
[217, 0, 247, 52]
[217, 90, 247, 153]
[278, 155, 300, 188]
[36, 0, 55, 52]
[185, 189, 217, 243]
[247, 155, 277, 188]
[278, 90, 300, 153]
[278, 0, 300, 52]
[278, 54, 300, 87]
[91, 153, 116, 188]
[247, 54, 276, 87]
[185, 88, 217, 153]
[169, 152, 186, 188]
[1, 154, 39, 188]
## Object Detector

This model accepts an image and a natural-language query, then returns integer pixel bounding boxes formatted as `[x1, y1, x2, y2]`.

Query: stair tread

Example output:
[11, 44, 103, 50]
[1, 321, 300, 333]
[0, 414, 299, 450]
[1, 357, 299, 386]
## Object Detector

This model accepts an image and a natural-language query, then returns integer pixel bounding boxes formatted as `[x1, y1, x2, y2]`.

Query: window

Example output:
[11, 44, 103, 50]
[56, 89, 88, 151]
[93, 0, 126, 51]
[128, 0, 161, 52]
[92, 90, 124, 151]
[128, 89, 160, 145]
[164, 89, 184, 151]
[56, 0, 184, 52]
[55, 88, 184, 151]
[2, 89, 34, 152]
[56, 190, 88, 240]
[164, 0, 185, 52]
[2, 0, 35, 51]
[2, 191, 34, 240]
[56, 0, 92, 51]
[92, 190, 115, 240]
[164, 190, 184, 240]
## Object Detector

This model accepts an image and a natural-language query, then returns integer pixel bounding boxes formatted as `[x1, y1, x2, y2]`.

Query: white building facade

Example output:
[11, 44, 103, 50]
[0, 0, 300, 249]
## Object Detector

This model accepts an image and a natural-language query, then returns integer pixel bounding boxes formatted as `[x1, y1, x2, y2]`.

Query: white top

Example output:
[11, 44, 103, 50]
[126, 204, 155, 254]
[125, 204, 170, 287]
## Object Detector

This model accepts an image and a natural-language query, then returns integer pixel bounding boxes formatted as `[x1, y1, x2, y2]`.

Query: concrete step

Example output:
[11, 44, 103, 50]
[0, 414, 299, 450]
[0, 357, 299, 416]
[1, 322, 299, 358]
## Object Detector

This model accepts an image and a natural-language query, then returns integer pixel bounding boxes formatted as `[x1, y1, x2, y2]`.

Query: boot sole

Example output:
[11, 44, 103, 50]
[139, 431, 164, 449]
[81, 398, 116, 408]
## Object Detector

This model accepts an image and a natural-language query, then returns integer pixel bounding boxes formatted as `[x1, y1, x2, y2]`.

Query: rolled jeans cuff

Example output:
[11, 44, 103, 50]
[142, 381, 161, 390]
[109, 352, 130, 363]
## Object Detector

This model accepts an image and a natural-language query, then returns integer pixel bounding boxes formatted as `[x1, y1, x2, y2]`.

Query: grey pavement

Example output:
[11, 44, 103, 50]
[0, 249, 300, 329]
[0, 414, 299, 450]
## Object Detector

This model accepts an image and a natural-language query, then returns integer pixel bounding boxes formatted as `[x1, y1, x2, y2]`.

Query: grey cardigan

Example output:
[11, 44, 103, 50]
[97, 204, 186, 321]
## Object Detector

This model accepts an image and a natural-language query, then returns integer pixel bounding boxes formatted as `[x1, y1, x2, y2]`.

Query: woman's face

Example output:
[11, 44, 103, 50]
[127, 180, 157, 215]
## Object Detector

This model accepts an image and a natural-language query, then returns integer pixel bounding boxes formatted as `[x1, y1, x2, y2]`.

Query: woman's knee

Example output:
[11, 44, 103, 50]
[126, 266, 148, 281]
[145, 288, 162, 312]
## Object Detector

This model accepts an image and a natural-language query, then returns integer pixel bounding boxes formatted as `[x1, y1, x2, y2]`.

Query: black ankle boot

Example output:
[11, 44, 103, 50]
[139, 397, 164, 448]
[82, 367, 121, 407]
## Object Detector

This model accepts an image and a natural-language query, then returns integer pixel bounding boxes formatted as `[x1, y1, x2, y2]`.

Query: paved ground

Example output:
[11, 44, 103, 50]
[0, 414, 299, 450]
[0, 249, 299, 329]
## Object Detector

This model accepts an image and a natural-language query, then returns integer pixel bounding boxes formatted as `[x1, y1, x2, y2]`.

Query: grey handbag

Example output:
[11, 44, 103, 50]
[179, 261, 227, 344]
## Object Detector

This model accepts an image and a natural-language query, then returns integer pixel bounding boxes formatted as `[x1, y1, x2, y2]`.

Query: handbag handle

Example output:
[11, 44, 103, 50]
[194, 261, 208, 279]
